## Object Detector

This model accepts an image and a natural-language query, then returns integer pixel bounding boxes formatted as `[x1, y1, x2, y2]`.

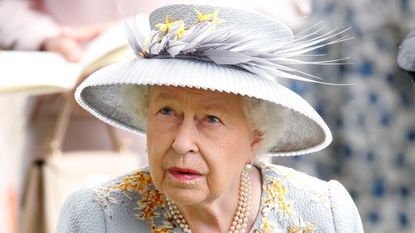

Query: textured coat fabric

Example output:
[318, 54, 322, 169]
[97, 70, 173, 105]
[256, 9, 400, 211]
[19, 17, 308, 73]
[57, 162, 363, 233]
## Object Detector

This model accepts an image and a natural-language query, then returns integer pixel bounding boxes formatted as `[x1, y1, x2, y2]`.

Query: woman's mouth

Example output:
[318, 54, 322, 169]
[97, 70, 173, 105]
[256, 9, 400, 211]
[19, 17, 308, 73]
[168, 167, 203, 182]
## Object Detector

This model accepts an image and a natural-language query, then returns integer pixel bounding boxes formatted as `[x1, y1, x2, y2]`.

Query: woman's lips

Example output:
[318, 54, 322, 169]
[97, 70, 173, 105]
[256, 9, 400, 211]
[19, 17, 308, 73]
[168, 167, 203, 181]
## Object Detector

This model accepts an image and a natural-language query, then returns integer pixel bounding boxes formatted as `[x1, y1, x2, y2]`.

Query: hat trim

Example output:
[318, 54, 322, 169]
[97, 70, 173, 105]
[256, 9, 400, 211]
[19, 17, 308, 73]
[74, 4, 343, 156]
[126, 5, 351, 85]
[75, 68, 332, 157]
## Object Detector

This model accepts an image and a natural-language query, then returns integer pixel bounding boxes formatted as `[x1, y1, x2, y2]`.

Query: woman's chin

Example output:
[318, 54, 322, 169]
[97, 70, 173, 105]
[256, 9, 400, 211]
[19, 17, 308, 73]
[162, 175, 208, 205]
[167, 193, 204, 206]
[164, 188, 207, 205]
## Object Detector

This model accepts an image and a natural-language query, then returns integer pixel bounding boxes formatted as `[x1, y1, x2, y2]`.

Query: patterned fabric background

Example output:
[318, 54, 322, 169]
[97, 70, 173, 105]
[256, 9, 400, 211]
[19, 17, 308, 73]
[273, 1, 415, 232]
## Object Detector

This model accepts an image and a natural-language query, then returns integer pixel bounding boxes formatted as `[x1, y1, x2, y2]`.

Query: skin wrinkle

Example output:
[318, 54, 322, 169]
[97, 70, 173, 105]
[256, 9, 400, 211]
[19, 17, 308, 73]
[125, 85, 286, 154]
[152, 91, 236, 129]
[146, 86, 262, 232]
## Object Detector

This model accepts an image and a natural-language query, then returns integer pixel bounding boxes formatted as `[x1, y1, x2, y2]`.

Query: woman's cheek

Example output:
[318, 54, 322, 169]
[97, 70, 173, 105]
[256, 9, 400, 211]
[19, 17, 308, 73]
[148, 155, 163, 189]
[198, 124, 227, 143]
[147, 137, 170, 189]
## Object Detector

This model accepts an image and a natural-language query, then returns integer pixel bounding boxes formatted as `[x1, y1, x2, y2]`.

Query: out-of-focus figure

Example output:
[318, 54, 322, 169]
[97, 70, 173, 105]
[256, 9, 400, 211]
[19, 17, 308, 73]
[274, 1, 415, 233]
[0, 1, 144, 233]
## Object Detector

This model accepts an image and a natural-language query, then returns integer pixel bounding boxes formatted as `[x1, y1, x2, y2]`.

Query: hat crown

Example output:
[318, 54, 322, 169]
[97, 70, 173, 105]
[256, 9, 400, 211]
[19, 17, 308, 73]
[398, 28, 415, 71]
[74, 4, 346, 156]
[149, 4, 294, 44]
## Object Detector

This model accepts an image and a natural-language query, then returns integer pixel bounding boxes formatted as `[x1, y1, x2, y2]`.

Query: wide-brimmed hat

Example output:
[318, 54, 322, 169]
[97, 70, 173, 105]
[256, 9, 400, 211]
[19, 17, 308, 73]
[75, 4, 349, 156]
[398, 28, 415, 84]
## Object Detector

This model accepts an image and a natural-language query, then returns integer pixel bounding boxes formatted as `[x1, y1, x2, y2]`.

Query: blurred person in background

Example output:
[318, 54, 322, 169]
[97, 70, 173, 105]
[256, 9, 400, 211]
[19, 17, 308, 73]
[0, 0, 310, 59]
[273, 0, 415, 233]
[0, 0, 148, 232]
[0, 0, 311, 232]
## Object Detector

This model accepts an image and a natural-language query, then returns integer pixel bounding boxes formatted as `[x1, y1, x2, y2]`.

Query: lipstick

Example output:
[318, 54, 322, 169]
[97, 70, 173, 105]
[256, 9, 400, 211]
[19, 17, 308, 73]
[168, 167, 203, 182]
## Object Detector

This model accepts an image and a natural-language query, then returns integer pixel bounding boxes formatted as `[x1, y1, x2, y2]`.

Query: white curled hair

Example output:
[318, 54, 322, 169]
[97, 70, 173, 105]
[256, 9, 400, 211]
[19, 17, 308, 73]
[243, 97, 288, 156]
[124, 85, 287, 157]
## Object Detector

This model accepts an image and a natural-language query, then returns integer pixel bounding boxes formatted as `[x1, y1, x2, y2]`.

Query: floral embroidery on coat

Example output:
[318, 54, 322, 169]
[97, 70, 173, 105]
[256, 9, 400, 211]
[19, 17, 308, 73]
[92, 163, 329, 233]
[273, 165, 330, 210]
[287, 223, 316, 233]
[253, 163, 320, 233]
[94, 170, 175, 233]
[263, 177, 293, 218]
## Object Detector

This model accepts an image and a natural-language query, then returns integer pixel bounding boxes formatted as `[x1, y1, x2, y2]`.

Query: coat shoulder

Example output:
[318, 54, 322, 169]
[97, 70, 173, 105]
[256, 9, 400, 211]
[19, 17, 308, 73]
[57, 187, 107, 233]
[57, 169, 173, 233]
[256, 162, 364, 233]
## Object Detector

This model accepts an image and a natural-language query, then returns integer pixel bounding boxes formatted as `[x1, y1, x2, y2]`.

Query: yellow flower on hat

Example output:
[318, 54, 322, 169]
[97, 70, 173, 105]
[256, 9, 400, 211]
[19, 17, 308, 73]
[155, 15, 186, 39]
[175, 20, 186, 39]
[195, 8, 222, 24]
[155, 16, 175, 33]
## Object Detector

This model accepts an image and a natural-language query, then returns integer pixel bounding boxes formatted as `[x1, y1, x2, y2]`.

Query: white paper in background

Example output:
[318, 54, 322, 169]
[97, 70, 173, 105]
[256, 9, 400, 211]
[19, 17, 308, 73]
[0, 51, 80, 94]
[0, 17, 148, 96]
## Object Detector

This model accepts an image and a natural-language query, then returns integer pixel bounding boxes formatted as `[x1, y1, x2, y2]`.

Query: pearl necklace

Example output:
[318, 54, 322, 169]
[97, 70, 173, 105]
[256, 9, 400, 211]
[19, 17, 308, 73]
[166, 167, 252, 233]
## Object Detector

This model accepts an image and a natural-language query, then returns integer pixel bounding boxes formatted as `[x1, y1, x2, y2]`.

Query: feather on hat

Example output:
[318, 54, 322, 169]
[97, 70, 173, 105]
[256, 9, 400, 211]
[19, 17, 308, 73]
[75, 4, 350, 156]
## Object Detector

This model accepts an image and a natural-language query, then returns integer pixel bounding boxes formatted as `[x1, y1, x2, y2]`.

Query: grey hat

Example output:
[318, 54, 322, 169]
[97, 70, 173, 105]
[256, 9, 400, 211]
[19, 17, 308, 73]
[398, 28, 415, 71]
[398, 28, 415, 83]
[75, 4, 350, 156]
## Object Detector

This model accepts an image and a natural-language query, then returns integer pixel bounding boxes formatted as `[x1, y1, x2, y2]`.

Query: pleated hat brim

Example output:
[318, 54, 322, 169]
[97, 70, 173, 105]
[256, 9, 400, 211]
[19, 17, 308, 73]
[398, 28, 415, 71]
[75, 58, 332, 156]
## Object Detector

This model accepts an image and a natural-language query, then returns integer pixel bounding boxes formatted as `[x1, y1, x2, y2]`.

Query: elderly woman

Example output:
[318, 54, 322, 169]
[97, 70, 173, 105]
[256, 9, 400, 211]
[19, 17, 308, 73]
[57, 4, 363, 233]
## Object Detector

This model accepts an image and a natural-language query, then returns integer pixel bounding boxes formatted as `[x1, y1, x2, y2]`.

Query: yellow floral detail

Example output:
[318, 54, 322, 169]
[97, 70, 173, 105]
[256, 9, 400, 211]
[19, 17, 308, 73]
[155, 16, 185, 39]
[252, 165, 318, 233]
[155, 16, 175, 32]
[304, 223, 316, 233]
[260, 216, 273, 233]
[110, 172, 165, 223]
[111, 171, 152, 193]
[136, 188, 167, 222]
[175, 21, 186, 39]
[195, 8, 221, 23]
[264, 178, 292, 216]
[151, 8, 223, 47]
[108, 171, 174, 230]
[287, 223, 316, 233]
[288, 225, 301, 233]
[151, 225, 172, 233]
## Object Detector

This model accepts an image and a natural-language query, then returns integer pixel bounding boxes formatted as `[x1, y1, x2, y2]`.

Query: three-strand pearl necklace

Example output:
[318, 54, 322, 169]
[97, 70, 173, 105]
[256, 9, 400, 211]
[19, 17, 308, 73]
[166, 167, 252, 233]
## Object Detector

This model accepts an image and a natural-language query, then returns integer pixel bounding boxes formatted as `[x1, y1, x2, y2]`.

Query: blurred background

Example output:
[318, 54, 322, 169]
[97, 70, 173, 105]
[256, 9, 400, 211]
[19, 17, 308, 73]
[0, 0, 414, 232]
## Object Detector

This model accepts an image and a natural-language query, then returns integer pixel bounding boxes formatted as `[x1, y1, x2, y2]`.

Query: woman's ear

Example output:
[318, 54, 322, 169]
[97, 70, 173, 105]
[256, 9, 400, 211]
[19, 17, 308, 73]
[250, 130, 263, 155]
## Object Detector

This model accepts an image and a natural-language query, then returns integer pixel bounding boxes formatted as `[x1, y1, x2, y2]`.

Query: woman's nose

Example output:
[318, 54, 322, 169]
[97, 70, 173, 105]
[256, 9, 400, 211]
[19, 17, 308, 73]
[172, 119, 199, 155]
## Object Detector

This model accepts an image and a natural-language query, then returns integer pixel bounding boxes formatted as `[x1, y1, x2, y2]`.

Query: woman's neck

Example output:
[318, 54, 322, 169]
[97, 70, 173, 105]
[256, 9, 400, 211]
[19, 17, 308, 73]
[175, 166, 262, 233]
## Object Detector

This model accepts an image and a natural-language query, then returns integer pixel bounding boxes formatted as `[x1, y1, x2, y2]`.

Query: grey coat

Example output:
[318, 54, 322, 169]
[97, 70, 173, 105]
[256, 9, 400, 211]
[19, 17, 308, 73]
[57, 162, 364, 233]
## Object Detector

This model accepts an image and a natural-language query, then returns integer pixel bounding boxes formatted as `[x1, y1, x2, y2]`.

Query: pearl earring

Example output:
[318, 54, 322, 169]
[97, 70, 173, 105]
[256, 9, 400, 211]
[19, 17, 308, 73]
[244, 163, 253, 172]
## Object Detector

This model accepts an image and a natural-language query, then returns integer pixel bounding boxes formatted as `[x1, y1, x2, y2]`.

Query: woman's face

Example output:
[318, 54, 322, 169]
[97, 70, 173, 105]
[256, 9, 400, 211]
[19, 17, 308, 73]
[146, 86, 260, 205]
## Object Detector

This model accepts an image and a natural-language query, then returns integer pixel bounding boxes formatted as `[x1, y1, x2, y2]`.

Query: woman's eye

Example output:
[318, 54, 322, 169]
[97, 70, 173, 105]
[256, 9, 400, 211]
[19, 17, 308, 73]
[205, 115, 222, 124]
[158, 107, 174, 116]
